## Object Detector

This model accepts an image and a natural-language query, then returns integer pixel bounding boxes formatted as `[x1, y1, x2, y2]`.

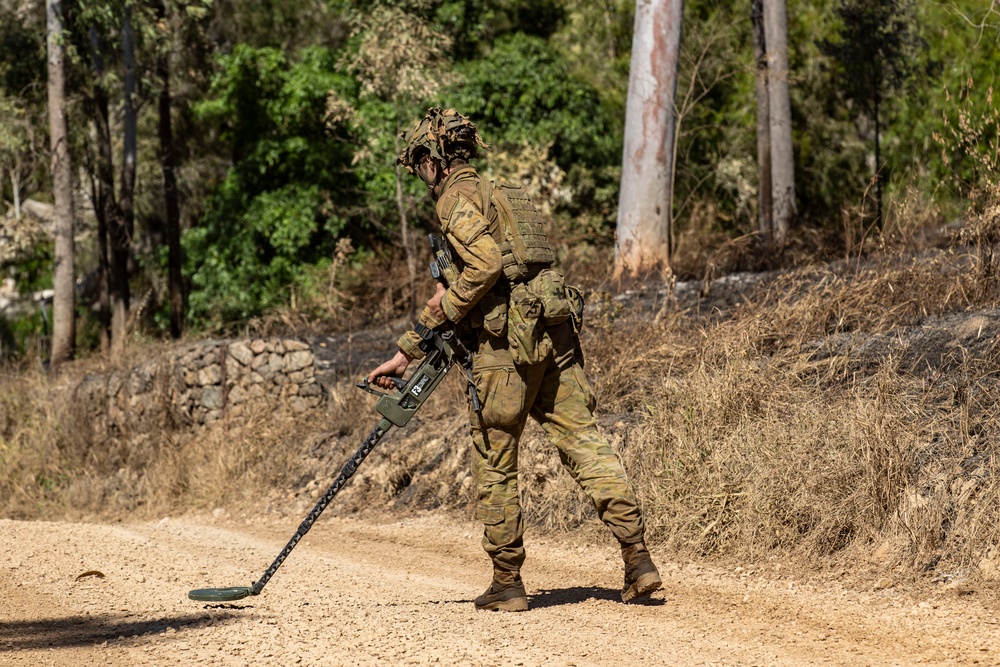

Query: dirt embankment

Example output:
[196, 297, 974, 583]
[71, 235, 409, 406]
[1, 513, 997, 667]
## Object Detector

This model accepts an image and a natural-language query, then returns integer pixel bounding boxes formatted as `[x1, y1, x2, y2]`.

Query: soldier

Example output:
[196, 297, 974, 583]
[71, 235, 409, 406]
[368, 108, 661, 611]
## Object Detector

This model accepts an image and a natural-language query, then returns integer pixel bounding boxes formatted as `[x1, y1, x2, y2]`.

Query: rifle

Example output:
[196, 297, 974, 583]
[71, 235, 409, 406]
[427, 233, 481, 413]
[187, 237, 479, 603]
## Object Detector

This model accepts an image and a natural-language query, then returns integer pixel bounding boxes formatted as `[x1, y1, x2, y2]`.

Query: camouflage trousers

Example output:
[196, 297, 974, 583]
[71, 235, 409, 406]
[468, 321, 646, 572]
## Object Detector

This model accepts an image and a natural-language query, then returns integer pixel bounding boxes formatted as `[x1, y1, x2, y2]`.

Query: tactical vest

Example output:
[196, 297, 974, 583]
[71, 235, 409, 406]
[479, 179, 555, 282]
[472, 178, 587, 364]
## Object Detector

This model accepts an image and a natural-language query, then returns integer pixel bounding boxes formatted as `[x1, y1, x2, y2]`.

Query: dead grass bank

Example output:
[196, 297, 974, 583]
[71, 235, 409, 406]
[541, 244, 1000, 582]
[3, 239, 1000, 585]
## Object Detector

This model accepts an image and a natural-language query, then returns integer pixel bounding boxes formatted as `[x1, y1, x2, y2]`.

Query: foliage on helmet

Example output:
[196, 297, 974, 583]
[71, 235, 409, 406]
[396, 107, 490, 174]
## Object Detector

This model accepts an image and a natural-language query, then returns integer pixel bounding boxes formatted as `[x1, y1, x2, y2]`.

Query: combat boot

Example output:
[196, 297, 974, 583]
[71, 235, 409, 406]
[621, 542, 662, 603]
[474, 567, 529, 612]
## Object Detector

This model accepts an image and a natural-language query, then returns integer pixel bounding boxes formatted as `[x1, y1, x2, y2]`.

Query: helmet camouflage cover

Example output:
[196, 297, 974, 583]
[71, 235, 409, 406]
[397, 107, 490, 174]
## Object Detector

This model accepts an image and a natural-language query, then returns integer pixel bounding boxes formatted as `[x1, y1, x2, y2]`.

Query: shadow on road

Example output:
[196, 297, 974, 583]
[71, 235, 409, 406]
[0, 612, 238, 652]
[529, 586, 664, 609]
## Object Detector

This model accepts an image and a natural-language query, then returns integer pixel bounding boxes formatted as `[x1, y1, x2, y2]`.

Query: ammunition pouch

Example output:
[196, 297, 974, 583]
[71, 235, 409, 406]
[504, 268, 583, 365]
[507, 281, 549, 365]
[566, 285, 585, 334]
[477, 286, 509, 338]
[535, 268, 571, 325]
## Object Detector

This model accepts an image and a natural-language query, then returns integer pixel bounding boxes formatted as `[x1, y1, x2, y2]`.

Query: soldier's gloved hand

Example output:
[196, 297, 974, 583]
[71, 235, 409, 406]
[368, 350, 413, 390]
[426, 282, 447, 323]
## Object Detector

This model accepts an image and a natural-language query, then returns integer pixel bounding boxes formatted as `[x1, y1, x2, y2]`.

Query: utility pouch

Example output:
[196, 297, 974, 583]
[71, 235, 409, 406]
[477, 288, 508, 338]
[507, 282, 548, 365]
[565, 284, 585, 334]
[533, 268, 572, 325]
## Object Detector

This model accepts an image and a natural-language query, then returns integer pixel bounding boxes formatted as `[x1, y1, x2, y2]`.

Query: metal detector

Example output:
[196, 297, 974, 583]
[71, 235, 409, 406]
[188, 329, 478, 603]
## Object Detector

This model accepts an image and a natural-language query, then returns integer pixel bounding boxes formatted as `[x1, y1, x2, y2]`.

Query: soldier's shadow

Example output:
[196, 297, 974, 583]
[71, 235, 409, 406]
[0, 613, 236, 652]
[528, 586, 664, 609]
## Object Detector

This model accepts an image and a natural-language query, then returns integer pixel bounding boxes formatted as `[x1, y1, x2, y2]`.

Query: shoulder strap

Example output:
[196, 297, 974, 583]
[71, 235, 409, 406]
[479, 176, 494, 222]
[479, 176, 503, 247]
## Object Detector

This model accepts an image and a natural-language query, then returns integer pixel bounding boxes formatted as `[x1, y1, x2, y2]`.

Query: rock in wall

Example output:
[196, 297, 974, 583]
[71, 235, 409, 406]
[76, 338, 323, 435]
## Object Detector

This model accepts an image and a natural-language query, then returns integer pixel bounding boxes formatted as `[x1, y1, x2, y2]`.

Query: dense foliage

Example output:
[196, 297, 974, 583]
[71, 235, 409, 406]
[184, 46, 357, 322]
[0, 0, 998, 357]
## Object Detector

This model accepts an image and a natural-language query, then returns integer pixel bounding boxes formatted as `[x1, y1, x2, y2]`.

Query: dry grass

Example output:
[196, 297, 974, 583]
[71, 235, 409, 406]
[515, 227, 1000, 581]
[0, 339, 384, 520]
[5, 208, 1000, 586]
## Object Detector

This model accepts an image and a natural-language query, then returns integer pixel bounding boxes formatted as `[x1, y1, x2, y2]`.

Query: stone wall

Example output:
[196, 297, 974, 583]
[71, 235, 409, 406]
[176, 338, 322, 424]
[77, 337, 324, 434]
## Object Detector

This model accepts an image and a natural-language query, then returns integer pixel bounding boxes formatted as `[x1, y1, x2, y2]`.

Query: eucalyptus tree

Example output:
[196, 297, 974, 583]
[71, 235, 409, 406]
[0, 96, 37, 219]
[763, 0, 795, 244]
[76, 0, 214, 349]
[823, 0, 920, 230]
[85, 21, 114, 350]
[614, 0, 684, 281]
[47, 0, 75, 365]
[118, 1, 138, 353]
[751, 0, 773, 250]
[153, 0, 202, 339]
[77, 1, 149, 355]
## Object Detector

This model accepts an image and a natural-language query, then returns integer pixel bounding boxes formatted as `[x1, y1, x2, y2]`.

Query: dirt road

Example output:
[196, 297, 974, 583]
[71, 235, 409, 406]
[0, 513, 996, 666]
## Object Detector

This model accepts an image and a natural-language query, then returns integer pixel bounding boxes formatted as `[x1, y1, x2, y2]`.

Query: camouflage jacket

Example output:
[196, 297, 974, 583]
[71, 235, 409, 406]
[397, 165, 503, 359]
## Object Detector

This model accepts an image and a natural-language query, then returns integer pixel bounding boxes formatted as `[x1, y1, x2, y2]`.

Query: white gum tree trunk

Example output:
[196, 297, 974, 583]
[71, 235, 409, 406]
[614, 0, 684, 283]
[763, 0, 796, 243]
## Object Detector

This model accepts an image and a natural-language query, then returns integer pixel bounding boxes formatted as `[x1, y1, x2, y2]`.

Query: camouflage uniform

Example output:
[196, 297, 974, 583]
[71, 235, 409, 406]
[398, 165, 646, 572]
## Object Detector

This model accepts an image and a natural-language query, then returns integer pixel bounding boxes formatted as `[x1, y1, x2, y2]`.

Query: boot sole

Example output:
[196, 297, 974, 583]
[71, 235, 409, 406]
[622, 572, 662, 603]
[475, 597, 529, 612]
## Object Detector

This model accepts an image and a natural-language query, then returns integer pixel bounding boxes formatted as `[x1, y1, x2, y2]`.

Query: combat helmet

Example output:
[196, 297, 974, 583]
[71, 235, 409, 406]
[397, 107, 489, 175]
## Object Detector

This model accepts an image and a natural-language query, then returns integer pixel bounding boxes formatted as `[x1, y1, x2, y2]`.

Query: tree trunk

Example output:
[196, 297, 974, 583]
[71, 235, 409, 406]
[114, 2, 138, 355]
[395, 126, 417, 321]
[763, 0, 796, 243]
[614, 0, 684, 283]
[751, 0, 774, 255]
[873, 75, 883, 231]
[94, 174, 112, 352]
[10, 171, 21, 218]
[88, 27, 114, 351]
[157, 1, 184, 339]
[46, 0, 75, 367]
